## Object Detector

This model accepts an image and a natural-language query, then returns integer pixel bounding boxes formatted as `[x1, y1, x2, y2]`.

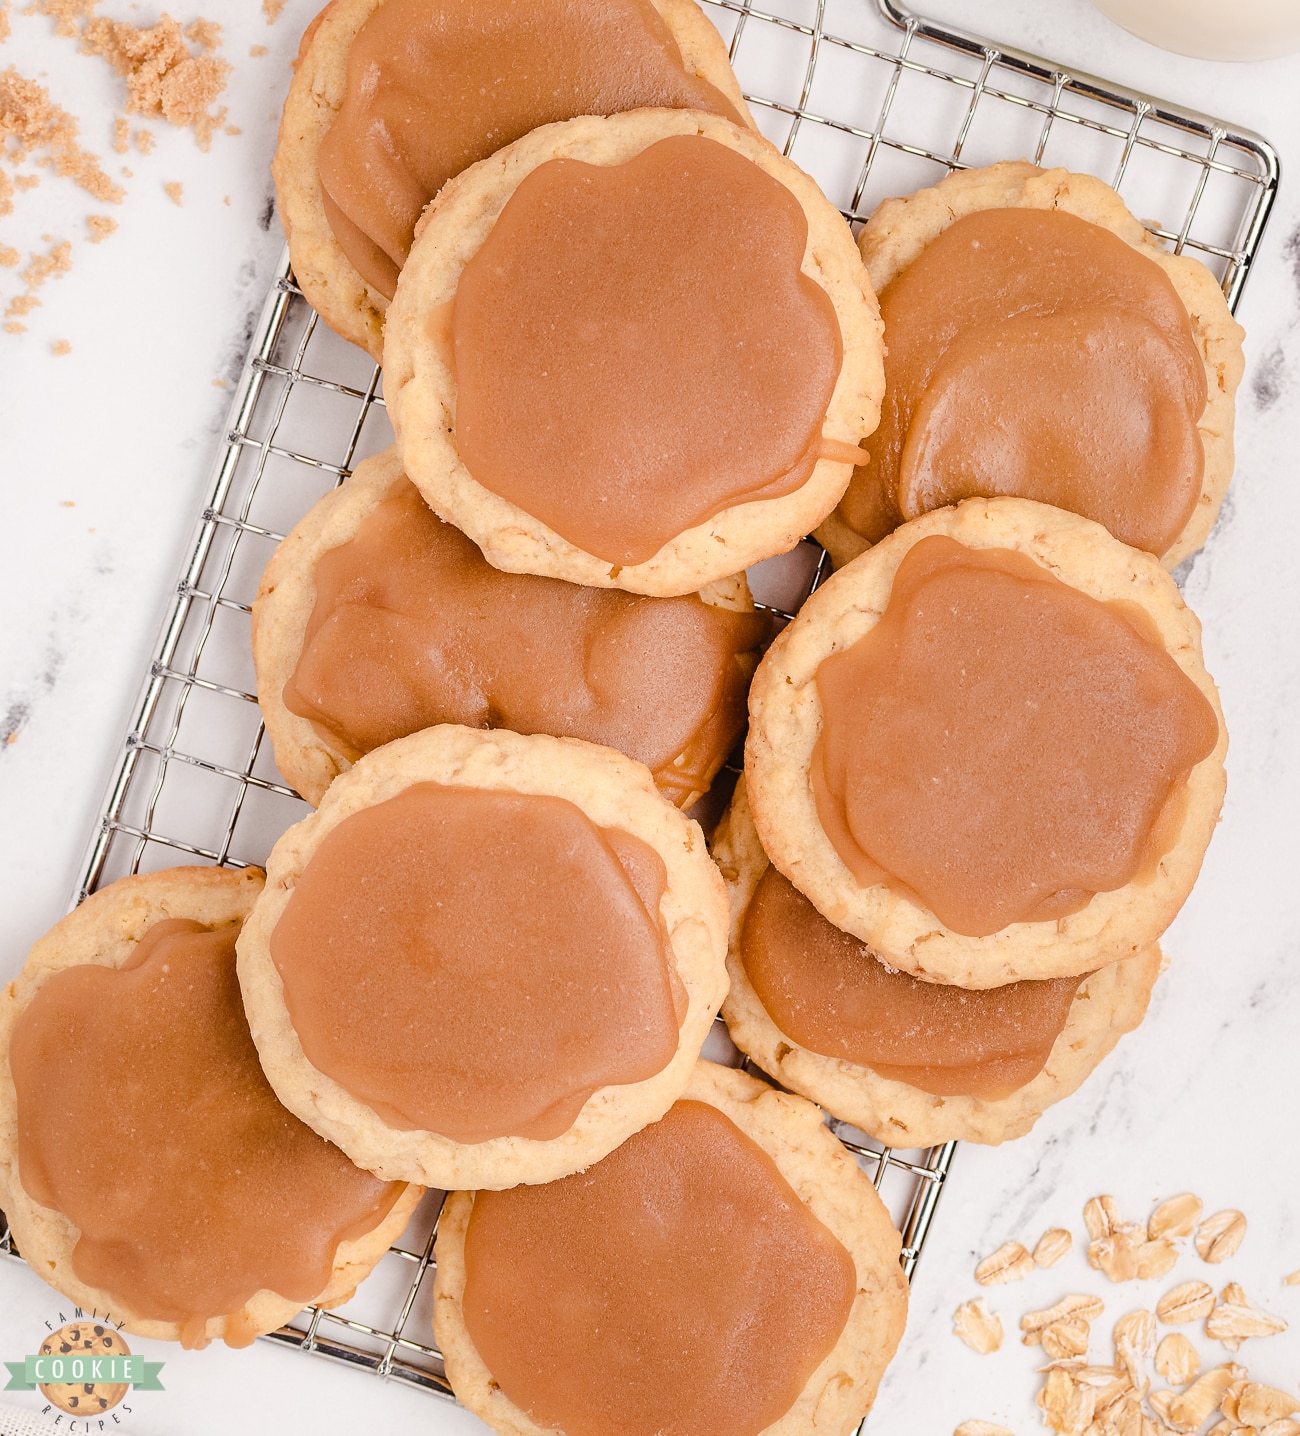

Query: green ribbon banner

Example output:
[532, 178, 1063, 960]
[4, 1354, 164, 1390]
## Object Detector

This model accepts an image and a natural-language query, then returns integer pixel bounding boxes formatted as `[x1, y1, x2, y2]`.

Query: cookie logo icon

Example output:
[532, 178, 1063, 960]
[37, 1323, 130, 1415]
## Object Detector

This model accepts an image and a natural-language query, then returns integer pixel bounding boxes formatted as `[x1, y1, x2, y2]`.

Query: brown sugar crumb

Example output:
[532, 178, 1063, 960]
[86, 213, 116, 241]
[224, 123, 240, 135]
[81, 13, 232, 150]
[183, 15, 219, 50]
[51, 338, 71, 354]
[0, 67, 125, 204]
[262, 0, 286, 22]
[7, 292, 41, 316]
[112, 115, 130, 152]
[5, 320, 28, 333]
[30, 0, 98, 39]
[249, 43, 266, 57]
[134, 127, 154, 153]
[0, 244, 18, 266]
[0, 2, 11, 43]
[15, 174, 40, 191]
[163, 178, 182, 204]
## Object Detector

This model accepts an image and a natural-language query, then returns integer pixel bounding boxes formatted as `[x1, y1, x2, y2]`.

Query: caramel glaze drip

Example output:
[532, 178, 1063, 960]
[813, 536, 1220, 938]
[315, 0, 743, 298]
[837, 209, 1208, 554]
[269, 784, 685, 1144]
[742, 866, 1084, 1098]
[10, 920, 402, 1346]
[282, 479, 768, 807]
[452, 134, 844, 566]
[462, 1099, 857, 1436]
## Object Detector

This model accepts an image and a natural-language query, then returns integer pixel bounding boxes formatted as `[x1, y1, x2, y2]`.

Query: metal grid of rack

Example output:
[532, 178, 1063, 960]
[0, 0, 1277, 1413]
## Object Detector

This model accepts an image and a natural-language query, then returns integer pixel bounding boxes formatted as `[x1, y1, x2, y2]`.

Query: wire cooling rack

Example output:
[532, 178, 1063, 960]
[0, 0, 1277, 1413]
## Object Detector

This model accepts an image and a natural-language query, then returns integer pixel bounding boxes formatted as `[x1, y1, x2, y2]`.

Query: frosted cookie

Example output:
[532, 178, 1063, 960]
[274, 0, 752, 357]
[747, 497, 1226, 988]
[0, 867, 418, 1350]
[817, 162, 1245, 570]
[714, 778, 1163, 1146]
[253, 446, 767, 808]
[434, 1059, 908, 1436]
[384, 110, 884, 597]
[237, 724, 730, 1189]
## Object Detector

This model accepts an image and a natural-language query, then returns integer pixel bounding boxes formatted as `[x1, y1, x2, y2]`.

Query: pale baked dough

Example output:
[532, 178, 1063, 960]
[747, 496, 1228, 988]
[236, 724, 731, 1189]
[252, 444, 759, 808]
[816, 161, 1245, 571]
[714, 777, 1163, 1146]
[383, 108, 885, 597]
[273, 0, 754, 359]
[433, 1058, 909, 1436]
[0, 866, 421, 1349]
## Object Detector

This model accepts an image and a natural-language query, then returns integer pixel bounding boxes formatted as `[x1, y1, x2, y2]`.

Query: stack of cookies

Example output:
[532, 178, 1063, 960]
[0, 2, 1244, 1433]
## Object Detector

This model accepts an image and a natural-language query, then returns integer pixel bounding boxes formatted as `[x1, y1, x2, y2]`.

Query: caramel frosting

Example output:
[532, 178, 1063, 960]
[9, 919, 401, 1346]
[315, 0, 742, 298]
[461, 1098, 856, 1436]
[814, 536, 1220, 938]
[838, 208, 1207, 554]
[741, 865, 1084, 1099]
[282, 478, 767, 806]
[451, 134, 844, 566]
[269, 783, 684, 1144]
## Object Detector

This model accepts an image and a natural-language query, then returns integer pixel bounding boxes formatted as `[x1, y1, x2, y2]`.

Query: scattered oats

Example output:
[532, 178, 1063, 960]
[1167, 1365, 1248, 1432]
[1206, 1284, 1287, 1350]
[1091, 1233, 1142, 1284]
[1198, 1212, 1247, 1265]
[1023, 1295, 1106, 1345]
[51, 337, 70, 354]
[112, 115, 129, 152]
[1114, 1309, 1156, 1391]
[1148, 1389, 1178, 1427]
[163, 179, 182, 204]
[135, 127, 154, 153]
[1236, 1385, 1300, 1427]
[1285, 1271, 1300, 1287]
[262, 0, 286, 21]
[1039, 1366, 1096, 1435]
[1042, 1319, 1091, 1362]
[1150, 1196, 1204, 1242]
[1157, 1282, 1216, 1326]
[1035, 1229, 1074, 1269]
[1087, 1197, 1123, 1241]
[1136, 1239, 1180, 1282]
[81, 14, 232, 150]
[86, 213, 116, 242]
[249, 42, 266, 56]
[1154, 1334, 1200, 1386]
[977, 1242, 1036, 1286]
[954, 1422, 1015, 1436]
[1221, 1377, 1250, 1422]
[954, 1298, 1004, 1355]
[1261, 1421, 1300, 1436]
[1207, 1424, 1249, 1436]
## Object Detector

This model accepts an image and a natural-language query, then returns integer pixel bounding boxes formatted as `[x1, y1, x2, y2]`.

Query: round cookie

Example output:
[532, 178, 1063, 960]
[273, 0, 754, 359]
[383, 108, 884, 597]
[252, 444, 762, 808]
[747, 496, 1227, 987]
[236, 724, 731, 1189]
[714, 777, 1163, 1146]
[0, 866, 421, 1350]
[816, 161, 1245, 571]
[433, 1058, 909, 1436]
[38, 1323, 129, 1417]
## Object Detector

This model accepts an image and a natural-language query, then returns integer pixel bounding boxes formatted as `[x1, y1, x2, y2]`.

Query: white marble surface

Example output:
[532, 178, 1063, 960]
[1, 1, 1299, 1433]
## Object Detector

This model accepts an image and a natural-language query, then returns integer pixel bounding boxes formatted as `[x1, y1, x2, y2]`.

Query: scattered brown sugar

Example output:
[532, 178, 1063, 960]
[261, 0, 286, 22]
[14, 174, 41, 191]
[0, 2, 11, 43]
[163, 178, 182, 204]
[0, 244, 18, 266]
[134, 127, 154, 153]
[80, 13, 232, 150]
[51, 337, 70, 354]
[5, 321, 27, 333]
[29, 0, 98, 39]
[249, 43, 266, 57]
[111, 116, 129, 152]
[4, 237, 73, 326]
[182, 15, 219, 50]
[0, 67, 125, 204]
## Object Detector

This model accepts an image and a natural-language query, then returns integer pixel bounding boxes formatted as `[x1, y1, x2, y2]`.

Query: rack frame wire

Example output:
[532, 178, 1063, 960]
[1, 0, 1278, 1413]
